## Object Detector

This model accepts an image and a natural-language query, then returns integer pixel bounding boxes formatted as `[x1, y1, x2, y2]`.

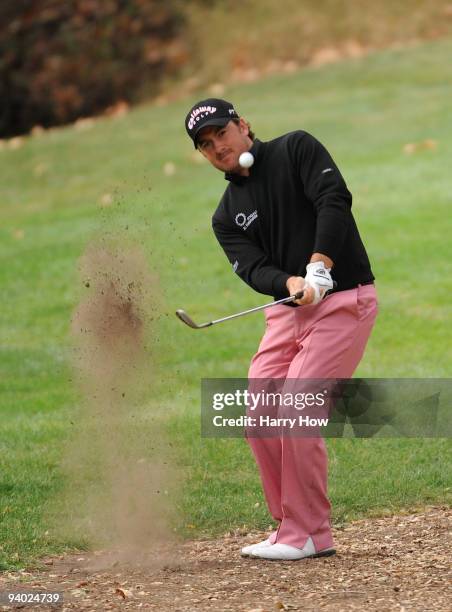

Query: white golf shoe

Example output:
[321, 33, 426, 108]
[241, 538, 273, 557]
[249, 537, 336, 560]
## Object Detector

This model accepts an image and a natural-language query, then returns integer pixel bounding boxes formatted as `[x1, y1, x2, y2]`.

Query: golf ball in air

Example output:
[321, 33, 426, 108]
[239, 152, 254, 168]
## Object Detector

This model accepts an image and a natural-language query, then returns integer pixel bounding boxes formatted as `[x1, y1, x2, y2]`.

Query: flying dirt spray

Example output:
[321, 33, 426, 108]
[59, 238, 178, 567]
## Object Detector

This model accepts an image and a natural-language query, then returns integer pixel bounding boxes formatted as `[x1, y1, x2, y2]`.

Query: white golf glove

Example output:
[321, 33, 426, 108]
[304, 261, 334, 304]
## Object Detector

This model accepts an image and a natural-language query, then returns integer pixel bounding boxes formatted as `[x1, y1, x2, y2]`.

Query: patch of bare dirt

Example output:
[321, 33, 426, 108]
[1, 506, 450, 611]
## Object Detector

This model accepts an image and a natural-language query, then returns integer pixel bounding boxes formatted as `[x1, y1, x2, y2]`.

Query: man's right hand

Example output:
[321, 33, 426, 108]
[286, 276, 315, 305]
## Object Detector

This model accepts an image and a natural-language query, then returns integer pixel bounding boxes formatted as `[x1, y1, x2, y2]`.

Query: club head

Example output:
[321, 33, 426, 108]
[176, 309, 198, 328]
[176, 309, 212, 329]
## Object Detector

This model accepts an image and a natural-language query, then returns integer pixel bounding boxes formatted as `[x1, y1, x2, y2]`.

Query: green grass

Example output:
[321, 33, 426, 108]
[1, 39, 452, 570]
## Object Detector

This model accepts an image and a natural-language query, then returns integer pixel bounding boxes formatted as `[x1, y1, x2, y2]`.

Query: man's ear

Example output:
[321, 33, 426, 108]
[239, 117, 250, 136]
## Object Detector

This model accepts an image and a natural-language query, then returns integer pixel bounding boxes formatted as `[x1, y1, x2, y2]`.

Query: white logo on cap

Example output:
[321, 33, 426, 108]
[188, 106, 217, 131]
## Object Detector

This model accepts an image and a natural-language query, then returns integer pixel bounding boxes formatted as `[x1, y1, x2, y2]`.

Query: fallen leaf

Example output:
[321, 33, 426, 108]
[422, 138, 438, 150]
[403, 139, 438, 154]
[283, 60, 298, 73]
[163, 162, 176, 176]
[74, 117, 95, 131]
[403, 143, 417, 154]
[105, 100, 129, 118]
[311, 47, 342, 66]
[9, 137, 24, 150]
[190, 150, 207, 164]
[208, 83, 225, 96]
[33, 163, 48, 177]
[115, 587, 126, 599]
[99, 193, 113, 207]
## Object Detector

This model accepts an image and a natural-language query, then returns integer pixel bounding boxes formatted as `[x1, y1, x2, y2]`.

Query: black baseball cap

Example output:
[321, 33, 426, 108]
[185, 98, 239, 147]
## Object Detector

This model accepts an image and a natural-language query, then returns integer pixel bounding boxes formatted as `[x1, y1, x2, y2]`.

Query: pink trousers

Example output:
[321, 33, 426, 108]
[247, 284, 378, 551]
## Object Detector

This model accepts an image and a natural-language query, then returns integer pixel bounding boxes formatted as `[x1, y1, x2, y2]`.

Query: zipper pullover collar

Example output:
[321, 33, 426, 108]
[224, 139, 263, 184]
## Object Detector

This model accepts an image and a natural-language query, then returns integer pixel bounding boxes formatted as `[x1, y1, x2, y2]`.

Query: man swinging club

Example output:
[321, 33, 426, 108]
[184, 98, 378, 560]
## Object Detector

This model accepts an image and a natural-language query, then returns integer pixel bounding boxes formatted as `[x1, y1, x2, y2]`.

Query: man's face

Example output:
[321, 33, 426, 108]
[196, 119, 252, 174]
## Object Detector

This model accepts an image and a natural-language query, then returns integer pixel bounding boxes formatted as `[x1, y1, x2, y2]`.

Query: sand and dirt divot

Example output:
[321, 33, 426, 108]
[54, 240, 180, 568]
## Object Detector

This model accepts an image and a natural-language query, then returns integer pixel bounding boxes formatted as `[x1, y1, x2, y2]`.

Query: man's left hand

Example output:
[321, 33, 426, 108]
[304, 261, 334, 304]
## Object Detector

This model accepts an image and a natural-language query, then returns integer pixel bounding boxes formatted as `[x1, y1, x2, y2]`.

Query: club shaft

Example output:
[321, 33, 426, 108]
[177, 282, 337, 329]
[209, 291, 303, 326]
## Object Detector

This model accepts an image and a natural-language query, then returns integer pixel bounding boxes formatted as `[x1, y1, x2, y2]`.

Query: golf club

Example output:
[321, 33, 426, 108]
[176, 282, 337, 329]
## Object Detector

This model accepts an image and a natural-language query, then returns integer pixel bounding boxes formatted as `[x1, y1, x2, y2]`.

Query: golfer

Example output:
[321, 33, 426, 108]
[184, 98, 378, 560]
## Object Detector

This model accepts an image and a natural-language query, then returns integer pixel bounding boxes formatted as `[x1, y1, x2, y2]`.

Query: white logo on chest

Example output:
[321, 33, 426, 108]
[235, 210, 258, 230]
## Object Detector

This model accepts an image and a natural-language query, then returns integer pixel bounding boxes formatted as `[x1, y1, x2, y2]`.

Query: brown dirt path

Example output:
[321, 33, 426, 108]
[1, 507, 450, 611]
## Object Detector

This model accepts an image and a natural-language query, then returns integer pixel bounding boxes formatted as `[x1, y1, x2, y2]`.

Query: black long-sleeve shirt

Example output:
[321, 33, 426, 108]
[212, 131, 374, 303]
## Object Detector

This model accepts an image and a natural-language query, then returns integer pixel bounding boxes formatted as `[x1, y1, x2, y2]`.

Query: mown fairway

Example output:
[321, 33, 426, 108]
[1, 39, 451, 570]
